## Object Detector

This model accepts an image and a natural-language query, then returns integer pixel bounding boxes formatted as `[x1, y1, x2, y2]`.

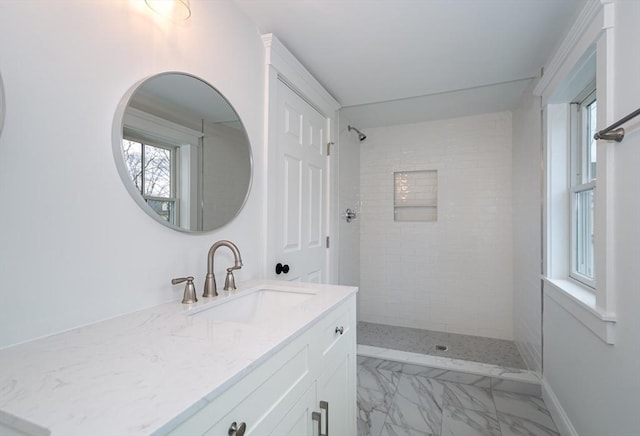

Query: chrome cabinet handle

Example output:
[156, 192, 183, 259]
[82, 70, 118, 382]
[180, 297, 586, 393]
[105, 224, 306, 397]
[312, 411, 322, 436]
[228, 421, 246, 436]
[335, 326, 344, 335]
[320, 401, 329, 435]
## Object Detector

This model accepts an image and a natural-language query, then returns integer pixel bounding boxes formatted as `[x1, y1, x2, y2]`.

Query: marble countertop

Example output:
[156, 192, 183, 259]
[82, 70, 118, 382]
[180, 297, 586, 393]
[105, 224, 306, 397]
[0, 280, 357, 436]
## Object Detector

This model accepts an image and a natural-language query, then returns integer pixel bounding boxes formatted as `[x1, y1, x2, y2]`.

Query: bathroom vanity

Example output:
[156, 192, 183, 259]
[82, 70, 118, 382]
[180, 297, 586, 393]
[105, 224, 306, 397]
[0, 281, 357, 436]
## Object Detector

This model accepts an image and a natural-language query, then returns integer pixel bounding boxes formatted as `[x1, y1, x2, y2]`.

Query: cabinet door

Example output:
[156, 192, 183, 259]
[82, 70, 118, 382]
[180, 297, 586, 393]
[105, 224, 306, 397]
[270, 383, 317, 436]
[317, 332, 356, 436]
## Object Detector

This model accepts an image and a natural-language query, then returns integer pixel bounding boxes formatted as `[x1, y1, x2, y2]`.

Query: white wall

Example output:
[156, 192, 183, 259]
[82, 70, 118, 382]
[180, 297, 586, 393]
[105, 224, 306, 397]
[0, 0, 265, 348]
[542, 1, 640, 434]
[359, 112, 514, 340]
[511, 83, 543, 372]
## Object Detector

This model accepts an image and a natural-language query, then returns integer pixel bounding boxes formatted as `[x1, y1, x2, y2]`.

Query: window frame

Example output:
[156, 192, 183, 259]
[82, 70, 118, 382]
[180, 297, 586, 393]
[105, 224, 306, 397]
[122, 135, 180, 225]
[539, 0, 616, 344]
[569, 89, 597, 288]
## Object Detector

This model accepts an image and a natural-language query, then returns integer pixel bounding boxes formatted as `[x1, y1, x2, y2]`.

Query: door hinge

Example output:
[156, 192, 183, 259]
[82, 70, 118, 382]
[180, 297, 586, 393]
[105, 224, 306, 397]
[326, 142, 334, 156]
[326, 236, 330, 248]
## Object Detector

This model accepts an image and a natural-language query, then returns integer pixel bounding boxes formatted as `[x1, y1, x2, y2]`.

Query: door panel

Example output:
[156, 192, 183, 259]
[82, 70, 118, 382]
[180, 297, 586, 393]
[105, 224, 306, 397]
[308, 163, 323, 248]
[269, 80, 328, 282]
[283, 155, 302, 251]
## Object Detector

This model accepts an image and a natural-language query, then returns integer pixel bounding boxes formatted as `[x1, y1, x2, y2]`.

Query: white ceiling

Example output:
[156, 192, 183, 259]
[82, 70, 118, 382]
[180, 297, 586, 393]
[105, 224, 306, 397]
[235, 0, 585, 127]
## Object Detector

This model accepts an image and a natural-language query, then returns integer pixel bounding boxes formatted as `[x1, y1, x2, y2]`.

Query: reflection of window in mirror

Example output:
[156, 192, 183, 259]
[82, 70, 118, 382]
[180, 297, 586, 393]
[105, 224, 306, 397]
[123, 107, 204, 230]
[122, 138, 177, 224]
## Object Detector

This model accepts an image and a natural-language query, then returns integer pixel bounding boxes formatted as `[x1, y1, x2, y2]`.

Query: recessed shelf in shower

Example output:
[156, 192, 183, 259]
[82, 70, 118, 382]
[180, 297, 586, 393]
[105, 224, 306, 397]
[393, 169, 438, 222]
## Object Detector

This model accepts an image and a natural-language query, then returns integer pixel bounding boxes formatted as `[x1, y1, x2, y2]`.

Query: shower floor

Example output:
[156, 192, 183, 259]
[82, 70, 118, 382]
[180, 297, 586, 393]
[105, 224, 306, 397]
[357, 321, 526, 370]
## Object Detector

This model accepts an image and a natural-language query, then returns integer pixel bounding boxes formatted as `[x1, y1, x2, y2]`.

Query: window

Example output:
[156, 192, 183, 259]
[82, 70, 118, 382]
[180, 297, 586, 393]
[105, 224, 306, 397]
[570, 90, 596, 287]
[122, 138, 177, 224]
[540, 2, 616, 343]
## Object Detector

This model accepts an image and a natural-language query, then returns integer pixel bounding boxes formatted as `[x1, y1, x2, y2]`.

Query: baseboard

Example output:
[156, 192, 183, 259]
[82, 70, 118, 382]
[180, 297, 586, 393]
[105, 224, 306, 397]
[542, 377, 579, 436]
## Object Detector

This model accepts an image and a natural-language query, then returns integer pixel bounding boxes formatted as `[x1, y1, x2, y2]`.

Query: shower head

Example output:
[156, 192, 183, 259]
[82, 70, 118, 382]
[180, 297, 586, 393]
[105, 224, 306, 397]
[348, 125, 367, 142]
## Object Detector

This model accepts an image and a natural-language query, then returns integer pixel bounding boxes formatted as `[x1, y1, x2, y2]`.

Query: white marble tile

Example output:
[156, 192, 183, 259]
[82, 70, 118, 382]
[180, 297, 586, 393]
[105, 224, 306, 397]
[357, 366, 400, 436]
[358, 396, 388, 436]
[359, 366, 402, 393]
[359, 356, 404, 374]
[492, 390, 556, 430]
[442, 383, 496, 414]
[491, 378, 541, 397]
[497, 411, 560, 436]
[411, 367, 492, 388]
[441, 406, 502, 436]
[380, 422, 436, 436]
[357, 345, 540, 385]
[386, 374, 444, 434]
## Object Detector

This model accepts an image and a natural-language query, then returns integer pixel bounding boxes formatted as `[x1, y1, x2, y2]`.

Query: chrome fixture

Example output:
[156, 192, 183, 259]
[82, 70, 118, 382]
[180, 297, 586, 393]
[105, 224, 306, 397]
[204, 240, 243, 297]
[348, 125, 367, 141]
[344, 208, 357, 223]
[172, 276, 197, 304]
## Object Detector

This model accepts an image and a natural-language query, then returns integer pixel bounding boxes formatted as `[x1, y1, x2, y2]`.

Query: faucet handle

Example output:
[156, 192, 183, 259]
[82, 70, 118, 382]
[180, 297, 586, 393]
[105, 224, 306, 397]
[224, 268, 239, 291]
[171, 276, 197, 304]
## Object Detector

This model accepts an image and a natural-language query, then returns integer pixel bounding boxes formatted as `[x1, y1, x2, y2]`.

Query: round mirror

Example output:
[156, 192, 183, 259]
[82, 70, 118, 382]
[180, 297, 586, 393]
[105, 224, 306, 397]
[113, 72, 252, 233]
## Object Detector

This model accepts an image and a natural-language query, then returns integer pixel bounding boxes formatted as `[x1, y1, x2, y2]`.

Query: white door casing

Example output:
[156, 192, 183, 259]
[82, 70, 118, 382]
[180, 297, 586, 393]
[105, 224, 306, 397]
[263, 34, 340, 284]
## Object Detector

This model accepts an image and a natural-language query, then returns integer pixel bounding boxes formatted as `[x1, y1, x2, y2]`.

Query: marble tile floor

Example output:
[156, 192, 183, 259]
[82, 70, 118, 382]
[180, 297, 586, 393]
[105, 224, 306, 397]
[357, 363, 559, 436]
[358, 322, 526, 370]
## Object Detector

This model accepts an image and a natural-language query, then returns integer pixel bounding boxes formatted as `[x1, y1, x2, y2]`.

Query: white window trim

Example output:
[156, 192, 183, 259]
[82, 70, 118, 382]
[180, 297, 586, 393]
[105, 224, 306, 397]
[544, 278, 615, 344]
[538, 0, 616, 344]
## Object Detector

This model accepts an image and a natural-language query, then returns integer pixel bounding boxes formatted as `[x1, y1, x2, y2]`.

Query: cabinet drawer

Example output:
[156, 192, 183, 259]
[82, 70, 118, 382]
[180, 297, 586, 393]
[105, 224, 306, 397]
[317, 299, 353, 356]
[168, 341, 311, 436]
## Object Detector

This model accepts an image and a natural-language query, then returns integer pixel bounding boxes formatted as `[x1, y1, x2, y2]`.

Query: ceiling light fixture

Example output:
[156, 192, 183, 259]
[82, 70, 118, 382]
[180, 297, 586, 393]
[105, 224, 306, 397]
[145, 0, 191, 20]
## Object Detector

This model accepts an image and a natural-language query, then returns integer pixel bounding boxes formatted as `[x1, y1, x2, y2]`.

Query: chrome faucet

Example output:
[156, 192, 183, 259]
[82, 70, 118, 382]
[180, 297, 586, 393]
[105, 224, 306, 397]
[203, 240, 243, 298]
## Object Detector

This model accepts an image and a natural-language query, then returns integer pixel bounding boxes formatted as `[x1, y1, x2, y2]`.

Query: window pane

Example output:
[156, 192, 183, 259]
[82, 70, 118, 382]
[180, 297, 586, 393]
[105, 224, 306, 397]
[122, 139, 142, 192]
[575, 188, 594, 279]
[143, 144, 172, 198]
[147, 199, 175, 224]
[586, 100, 597, 181]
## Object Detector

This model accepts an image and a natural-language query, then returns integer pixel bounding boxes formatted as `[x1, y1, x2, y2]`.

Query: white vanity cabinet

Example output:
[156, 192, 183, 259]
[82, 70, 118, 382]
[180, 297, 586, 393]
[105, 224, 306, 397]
[165, 293, 356, 436]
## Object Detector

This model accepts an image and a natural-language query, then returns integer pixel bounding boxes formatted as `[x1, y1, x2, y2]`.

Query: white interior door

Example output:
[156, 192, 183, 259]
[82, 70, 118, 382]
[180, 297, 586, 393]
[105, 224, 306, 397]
[268, 80, 328, 283]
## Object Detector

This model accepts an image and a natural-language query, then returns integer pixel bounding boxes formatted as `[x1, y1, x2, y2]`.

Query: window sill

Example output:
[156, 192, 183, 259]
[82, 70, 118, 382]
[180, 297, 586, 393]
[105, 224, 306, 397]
[543, 277, 616, 344]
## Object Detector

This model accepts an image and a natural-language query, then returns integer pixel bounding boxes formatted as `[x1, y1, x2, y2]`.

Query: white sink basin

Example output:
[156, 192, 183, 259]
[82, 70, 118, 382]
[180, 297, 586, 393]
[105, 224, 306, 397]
[188, 288, 315, 323]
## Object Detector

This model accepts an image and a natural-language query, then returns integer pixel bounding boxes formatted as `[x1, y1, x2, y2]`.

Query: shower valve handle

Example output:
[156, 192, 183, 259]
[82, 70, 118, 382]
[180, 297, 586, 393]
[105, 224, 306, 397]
[344, 208, 357, 223]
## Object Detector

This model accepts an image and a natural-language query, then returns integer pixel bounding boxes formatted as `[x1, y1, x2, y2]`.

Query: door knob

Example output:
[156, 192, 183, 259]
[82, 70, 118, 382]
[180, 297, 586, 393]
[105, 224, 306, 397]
[275, 263, 290, 274]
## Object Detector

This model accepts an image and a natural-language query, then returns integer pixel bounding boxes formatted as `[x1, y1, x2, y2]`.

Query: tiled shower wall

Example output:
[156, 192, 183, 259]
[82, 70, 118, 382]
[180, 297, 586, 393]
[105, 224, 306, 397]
[359, 112, 514, 340]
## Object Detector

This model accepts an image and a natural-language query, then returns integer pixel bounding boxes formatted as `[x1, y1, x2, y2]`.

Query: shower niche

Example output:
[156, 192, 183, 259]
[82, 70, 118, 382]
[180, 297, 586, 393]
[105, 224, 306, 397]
[393, 170, 437, 222]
